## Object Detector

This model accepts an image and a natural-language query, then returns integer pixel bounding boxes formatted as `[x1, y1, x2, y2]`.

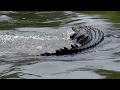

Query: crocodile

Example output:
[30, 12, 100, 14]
[41, 25, 104, 56]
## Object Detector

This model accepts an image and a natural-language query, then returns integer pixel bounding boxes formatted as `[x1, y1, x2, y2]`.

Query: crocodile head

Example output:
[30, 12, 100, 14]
[70, 25, 89, 45]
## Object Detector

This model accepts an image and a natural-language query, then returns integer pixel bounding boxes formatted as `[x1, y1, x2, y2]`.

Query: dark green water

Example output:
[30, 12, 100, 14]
[0, 11, 120, 79]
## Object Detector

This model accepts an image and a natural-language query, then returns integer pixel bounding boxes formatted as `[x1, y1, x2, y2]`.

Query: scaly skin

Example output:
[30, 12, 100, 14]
[41, 25, 104, 56]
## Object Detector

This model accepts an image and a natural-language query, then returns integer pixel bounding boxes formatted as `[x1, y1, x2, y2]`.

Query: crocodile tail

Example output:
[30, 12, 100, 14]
[41, 44, 81, 56]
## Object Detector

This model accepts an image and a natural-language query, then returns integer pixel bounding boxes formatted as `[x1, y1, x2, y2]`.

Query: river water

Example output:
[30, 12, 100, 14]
[0, 11, 120, 79]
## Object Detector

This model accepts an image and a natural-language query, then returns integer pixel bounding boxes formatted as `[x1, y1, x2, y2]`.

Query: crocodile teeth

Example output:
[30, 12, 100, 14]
[41, 53, 46, 56]
[41, 52, 51, 56]
[74, 44, 78, 47]
[64, 47, 69, 50]
[71, 44, 75, 48]
[60, 48, 64, 51]
[81, 43, 84, 46]
[56, 50, 60, 53]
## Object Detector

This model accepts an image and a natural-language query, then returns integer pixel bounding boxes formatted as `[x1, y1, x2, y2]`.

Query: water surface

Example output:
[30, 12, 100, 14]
[0, 11, 120, 79]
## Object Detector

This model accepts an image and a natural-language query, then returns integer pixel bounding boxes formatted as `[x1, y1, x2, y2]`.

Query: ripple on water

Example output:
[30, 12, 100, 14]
[0, 11, 18, 14]
[0, 15, 13, 21]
